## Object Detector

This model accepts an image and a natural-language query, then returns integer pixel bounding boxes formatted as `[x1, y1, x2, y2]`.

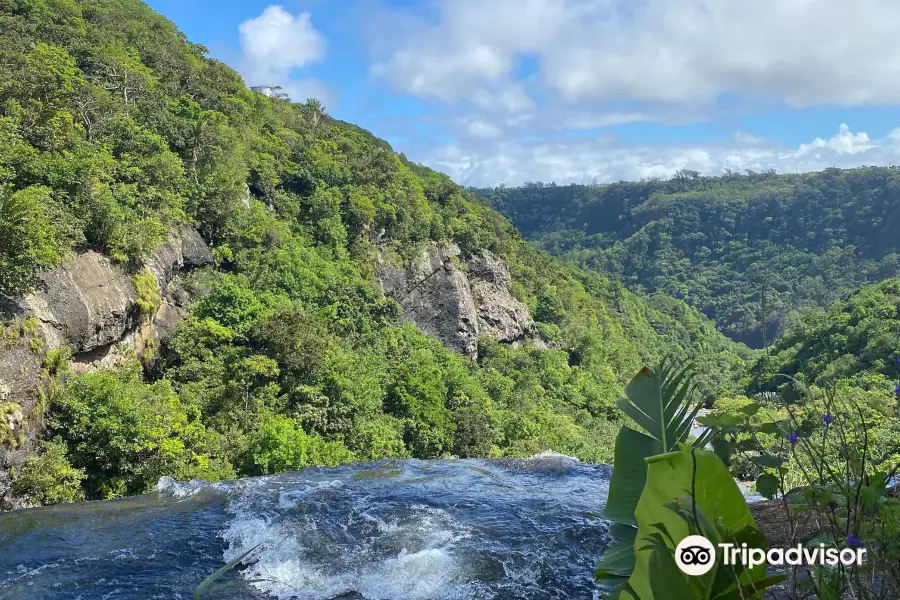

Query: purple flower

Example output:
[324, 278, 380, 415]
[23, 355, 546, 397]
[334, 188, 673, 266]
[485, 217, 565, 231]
[787, 432, 798, 446]
[895, 383, 900, 397]
[895, 357, 900, 369]
[823, 414, 834, 425]
[847, 533, 864, 548]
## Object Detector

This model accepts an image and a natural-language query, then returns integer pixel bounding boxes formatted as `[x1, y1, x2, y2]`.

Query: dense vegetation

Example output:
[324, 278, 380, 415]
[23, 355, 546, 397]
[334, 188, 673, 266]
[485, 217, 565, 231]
[0, 0, 752, 505]
[476, 168, 900, 347]
[478, 156, 900, 598]
[748, 277, 900, 395]
[598, 358, 900, 599]
[4, 1, 900, 596]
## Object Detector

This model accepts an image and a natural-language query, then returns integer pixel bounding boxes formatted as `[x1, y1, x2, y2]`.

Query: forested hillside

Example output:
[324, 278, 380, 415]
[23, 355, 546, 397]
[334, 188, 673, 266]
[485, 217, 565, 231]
[0, 0, 750, 506]
[748, 277, 900, 396]
[476, 168, 900, 347]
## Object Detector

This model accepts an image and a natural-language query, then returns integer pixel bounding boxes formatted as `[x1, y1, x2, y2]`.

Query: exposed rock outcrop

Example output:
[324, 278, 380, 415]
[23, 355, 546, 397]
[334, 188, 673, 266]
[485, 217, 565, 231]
[12, 226, 212, 362]
[0, 227, 213, 509]
[376, 244, 533, 360]
[468, 252, 534, 343]
[378, 243, 480, 359]
[22, 251, 138, 354]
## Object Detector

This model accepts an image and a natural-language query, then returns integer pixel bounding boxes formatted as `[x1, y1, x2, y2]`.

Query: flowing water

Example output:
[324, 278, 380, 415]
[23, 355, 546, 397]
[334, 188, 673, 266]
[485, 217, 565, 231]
[0, 454, 613, 600]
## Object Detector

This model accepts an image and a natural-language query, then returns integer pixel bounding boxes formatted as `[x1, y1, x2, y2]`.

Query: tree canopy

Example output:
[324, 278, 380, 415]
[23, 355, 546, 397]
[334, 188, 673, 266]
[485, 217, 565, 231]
[476, 167, 900, 347]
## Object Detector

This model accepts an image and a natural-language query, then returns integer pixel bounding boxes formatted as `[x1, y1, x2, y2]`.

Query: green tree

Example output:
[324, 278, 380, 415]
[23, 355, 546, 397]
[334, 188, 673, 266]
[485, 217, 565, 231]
[49, 364, 231, 499]
[11, 438, 85, 505]
[0, 186, 64, 296]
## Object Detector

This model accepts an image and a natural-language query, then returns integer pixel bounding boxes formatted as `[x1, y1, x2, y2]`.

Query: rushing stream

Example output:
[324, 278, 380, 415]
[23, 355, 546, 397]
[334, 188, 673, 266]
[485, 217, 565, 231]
[0, 454, 613, 600]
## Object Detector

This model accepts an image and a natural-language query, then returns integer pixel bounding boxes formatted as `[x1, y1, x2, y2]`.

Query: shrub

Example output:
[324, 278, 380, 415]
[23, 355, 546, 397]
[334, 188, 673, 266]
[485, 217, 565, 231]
[49, 364, 228, 498]
[132, 268, 163, 321]
[241, 411, 354, 475]
[11, 439, 85, 505]
[711, 378, 900, 599]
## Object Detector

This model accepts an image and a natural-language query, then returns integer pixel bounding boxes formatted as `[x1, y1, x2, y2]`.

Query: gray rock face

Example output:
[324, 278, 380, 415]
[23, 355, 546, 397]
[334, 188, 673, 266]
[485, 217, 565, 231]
[378, 244, 480, 359]
[16, 227, 213, 359]
[0, 328, 46, 510]
[145, 227, 215, 296]
[468, 253, 533, 343]
[179, 227, 215, 270]
[377, 245, 533, 359]
[21, 251, 138, 354]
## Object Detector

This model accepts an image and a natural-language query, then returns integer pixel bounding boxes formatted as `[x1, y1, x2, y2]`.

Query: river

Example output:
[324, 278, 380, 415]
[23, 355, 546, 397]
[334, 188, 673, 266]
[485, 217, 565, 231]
[0, 454, 612, 600]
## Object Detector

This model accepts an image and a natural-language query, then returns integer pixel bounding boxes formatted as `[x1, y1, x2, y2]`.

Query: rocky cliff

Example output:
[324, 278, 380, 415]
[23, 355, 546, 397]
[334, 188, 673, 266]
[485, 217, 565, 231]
[1, 236, 533, 508]
[377, 243, 535, 359]
[0, 227, 212, 508]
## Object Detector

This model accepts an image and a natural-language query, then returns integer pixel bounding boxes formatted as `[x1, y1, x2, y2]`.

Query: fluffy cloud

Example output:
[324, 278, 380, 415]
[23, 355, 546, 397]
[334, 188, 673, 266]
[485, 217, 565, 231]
[471, 85, 534, 114]
[238, 6, 328, 102]
[370, 0, 559, 105]
[796, 123, 875, 156]
[465, 119, 502, 139]
[370, 0, 900, 110]
[422, 124, 900, 187]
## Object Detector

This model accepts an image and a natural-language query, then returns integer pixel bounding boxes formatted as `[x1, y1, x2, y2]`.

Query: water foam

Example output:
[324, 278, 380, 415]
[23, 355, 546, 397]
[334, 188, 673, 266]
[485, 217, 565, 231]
[528, 450, 581, 462]
[1, 460, 613, 599]
[155, 476, 213, 499]
[221, 478, 473, 600]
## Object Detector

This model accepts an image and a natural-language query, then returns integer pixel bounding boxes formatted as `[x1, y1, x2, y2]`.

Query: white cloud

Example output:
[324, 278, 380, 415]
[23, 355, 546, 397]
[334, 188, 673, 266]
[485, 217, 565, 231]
[732, 130, 767, 146]
[563, 112, 659, 130]
[370, 0, 900, 110]
[238, 6, 328, 101]
[419, 124, 900, 187]
[465, 119, 502, 139]
[796, 123, 875, 156]
[471, 85, 535, 114]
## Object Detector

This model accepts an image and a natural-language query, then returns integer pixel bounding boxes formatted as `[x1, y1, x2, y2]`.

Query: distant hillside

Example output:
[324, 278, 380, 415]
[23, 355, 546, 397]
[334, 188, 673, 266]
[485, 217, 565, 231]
[475, 167, 900, 347]
[0, 0, 749, 506]
[747, 277, 900, 395]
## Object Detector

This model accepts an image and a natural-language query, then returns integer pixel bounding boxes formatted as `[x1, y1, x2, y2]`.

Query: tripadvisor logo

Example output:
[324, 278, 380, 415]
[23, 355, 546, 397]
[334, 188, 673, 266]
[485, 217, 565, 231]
[675, 535, 866, 576]
[675, 535, 717, 575]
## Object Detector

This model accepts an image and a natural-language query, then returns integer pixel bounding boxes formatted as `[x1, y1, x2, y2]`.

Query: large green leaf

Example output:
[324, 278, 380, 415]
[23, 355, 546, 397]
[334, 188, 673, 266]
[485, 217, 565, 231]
[615, 359, 703, 453]
[603, 427, 662, 525]
[595, 524, 638, 579]
[622, 448, 769, 600]
[647, 548, 695, 599]
[598, 359, 706, 588]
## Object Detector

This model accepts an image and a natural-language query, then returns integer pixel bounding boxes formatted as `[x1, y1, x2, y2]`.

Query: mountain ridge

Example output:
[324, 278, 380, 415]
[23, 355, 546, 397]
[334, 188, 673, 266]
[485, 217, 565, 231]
[475, 167, 900, 347]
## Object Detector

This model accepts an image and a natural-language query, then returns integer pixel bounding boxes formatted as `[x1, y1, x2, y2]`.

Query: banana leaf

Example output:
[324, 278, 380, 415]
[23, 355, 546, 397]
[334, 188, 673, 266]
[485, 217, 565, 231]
[621, 447, 771, 600]
[597, 359, 707, 583]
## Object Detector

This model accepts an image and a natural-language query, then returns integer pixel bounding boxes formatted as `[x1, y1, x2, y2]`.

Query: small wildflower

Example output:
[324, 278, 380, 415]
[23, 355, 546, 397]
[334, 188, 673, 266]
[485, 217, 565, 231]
[847, 533, 863, 548]
[787, 431, 798, 446]
[895, 383, 900, 397]
[823, 414, 834, 425]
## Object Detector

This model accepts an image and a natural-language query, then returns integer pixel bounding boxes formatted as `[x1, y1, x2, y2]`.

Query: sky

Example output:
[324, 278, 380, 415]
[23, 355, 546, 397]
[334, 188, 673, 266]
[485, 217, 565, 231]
[145, 0, 900, 187]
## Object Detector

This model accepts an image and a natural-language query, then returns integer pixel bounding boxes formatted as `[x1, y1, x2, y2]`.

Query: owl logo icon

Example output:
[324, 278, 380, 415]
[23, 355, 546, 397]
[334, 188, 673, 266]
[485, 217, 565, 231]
[675, 535, 716, 576]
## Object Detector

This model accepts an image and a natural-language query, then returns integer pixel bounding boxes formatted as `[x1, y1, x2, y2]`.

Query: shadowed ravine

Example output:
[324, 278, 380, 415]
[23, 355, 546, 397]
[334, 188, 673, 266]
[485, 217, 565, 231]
[0, 455, 613, 600]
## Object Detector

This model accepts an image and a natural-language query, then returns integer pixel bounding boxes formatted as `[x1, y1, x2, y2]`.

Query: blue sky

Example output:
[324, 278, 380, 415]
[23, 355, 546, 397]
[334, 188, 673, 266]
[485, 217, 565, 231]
[146, 0, 900, 186]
